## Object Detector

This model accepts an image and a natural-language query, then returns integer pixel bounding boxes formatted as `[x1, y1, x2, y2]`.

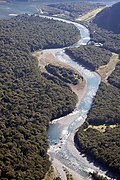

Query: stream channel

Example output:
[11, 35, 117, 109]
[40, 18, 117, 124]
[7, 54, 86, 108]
[0, 4, 110, 178]
[40, 16, 109, 179]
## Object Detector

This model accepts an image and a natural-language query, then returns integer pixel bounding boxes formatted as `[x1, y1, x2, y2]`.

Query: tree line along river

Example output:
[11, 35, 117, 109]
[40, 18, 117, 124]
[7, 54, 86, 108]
[0, 3, 110, 179]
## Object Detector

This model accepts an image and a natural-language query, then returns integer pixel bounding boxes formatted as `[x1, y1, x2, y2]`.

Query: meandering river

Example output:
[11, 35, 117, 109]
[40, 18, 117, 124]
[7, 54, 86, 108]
[0, 4, 110, 179]
[42, 16, 109, 180]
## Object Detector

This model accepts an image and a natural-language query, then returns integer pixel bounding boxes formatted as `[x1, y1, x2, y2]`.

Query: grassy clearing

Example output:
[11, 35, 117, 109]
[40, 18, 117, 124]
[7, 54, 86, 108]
[76, 6, 106, 22]
[85, 124, 117, 133]
[97, 53, 119, 83]
[88, 125, 106, 132]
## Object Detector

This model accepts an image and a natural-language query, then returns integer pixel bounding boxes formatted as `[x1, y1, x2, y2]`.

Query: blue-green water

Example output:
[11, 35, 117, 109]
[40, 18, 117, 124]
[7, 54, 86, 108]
[47, 48, 101, 179]
[0, 4, 109, 179]
[45, 16, 105, 179]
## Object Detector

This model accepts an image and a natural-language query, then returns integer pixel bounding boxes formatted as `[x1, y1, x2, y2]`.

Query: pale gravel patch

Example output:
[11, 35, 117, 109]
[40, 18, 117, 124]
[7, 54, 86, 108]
[32, 50, 80, 74]
[52, 158, 86, 180]
[33, 49, 110, 180]
[33, 49, 89, 180]
[97, 53, 119, 83]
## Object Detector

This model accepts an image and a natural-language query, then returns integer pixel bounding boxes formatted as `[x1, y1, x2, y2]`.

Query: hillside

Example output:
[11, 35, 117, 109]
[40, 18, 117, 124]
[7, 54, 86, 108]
[0, 14, 79, 179]
[93, 2, 120, 34]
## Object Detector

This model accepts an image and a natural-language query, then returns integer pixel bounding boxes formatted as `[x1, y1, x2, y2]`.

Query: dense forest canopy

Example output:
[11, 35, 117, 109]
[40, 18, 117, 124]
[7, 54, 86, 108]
[89, 23, 120, 54]
[108, 62, 120, 89]
[45, 64, 82, 85]
[60, 4, 120, 175]
[0, 14, 80, 51]
[0, 1, 120, 179]
[48, 2, 102, 16]
[85, 83, 120, 125]
[34, 1, 103, 21]
[65, 45, 111, 71]
[0, 14, 79, 179]
[72, 56, 120, 177]
[73, 35, 120, 178]
[76, 83, 120, 177]
[71, 36, 120, 179]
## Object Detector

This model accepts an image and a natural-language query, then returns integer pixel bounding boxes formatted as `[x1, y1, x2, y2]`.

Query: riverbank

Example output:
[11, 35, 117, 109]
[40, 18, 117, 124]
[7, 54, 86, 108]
[35, 15, 111, 180]
[33, 49, 91, 180]
[33, 49, 80, 73]
[33, 49, 86, 109]
[35, 49, 109, 180]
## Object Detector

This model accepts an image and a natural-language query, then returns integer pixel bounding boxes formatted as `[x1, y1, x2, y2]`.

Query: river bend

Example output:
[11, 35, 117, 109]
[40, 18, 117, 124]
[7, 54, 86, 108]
[0, 7, 109, 178]
[40, 16, 109, 179]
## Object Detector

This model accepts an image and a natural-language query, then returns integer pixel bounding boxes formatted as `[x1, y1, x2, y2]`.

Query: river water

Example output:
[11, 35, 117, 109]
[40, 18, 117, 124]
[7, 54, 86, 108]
[47, 49, 101, 179]
[44, 17, 104, 179]
[0, 3, 109, 179]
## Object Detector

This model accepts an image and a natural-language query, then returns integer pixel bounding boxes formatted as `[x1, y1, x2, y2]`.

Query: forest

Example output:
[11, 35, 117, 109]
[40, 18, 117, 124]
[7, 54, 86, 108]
[47, 2, 102, 19]
[65, 45, 111, 71]
[89, 23, 120, 54]
[88, 3, 120, 55]
[84, 83, 120, 125]
[49, 2, 102, 14]
[108, 62, 120, 89]
[33, 1, 103, 21]
[45, 64, 82, 85]
[75, 83, 120, 178]
[0, 14, 79, 179]
[67, 4, 120, 175]
[76, 80, 120, 176]
[0, 14, 80, 51]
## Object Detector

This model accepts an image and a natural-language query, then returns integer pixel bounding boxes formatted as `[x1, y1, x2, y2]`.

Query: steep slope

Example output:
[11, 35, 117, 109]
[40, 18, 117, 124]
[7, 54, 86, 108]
[93, 2, 120, 34]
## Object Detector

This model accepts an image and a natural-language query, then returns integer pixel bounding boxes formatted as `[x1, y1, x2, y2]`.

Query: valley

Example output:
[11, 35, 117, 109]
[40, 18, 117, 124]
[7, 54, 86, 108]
[0, 1, 120, 180]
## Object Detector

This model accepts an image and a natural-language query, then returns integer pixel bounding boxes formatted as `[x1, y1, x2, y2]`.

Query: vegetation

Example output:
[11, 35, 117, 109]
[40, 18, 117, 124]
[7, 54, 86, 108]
[71, 5, 120, 175]
[45, 64, 82, 85]
[85, 83, 120, 125]
[48, 2, 103, 19]
[43, 166, 55, 180]
[75, 82, 120, 178]
[34, 1, 103, 20]
[63, 167, 73, 180]
[89, 23, 120, 54]
[90, 171, 108, 180]
[76, 124, 120, 178]
[55, 177, 62, 180]
[65, 45, 111, 71]
[108, 62, 120, 89]
[0, 14, 79, 179]
[88, 2, 120, 54]
[0, 14, 80, 51]
[73, 3, 120, 177]
[93, 2, 120, 34]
